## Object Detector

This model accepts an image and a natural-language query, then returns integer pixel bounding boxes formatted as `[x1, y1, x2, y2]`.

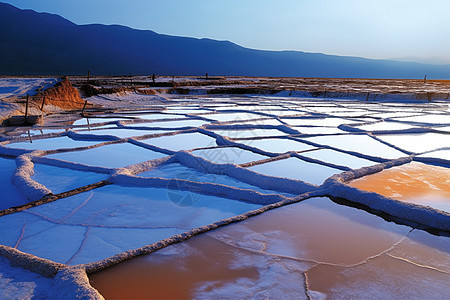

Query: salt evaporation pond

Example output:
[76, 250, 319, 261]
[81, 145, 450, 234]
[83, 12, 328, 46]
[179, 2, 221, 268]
[0, 157, 27, 210]
[300, 148, 376, 169]
[47, 142, 167, 168]
[237, 137, 316, 154]
[191, 147, 267, 164]
[32, 164, 108, 194]
[303, 134, 407, 159]
[1, 89, 450, 299]
[73, 128, 172, 138]
[89, 196, 450, 299]
[142, 132, 217, 151]
[248, 157, 341, 185]
[211, 128, 287, 139]
[349, 161, 450, 213]
[376, 133, 450, 153]
[0, 185, 260, 264]
[138, 163, 291, 196]
[6, 136, 103, 151]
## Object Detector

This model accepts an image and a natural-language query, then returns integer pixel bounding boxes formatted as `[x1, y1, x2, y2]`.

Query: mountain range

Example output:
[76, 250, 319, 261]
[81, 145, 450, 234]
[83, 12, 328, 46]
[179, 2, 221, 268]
[1, 2, 450, 79]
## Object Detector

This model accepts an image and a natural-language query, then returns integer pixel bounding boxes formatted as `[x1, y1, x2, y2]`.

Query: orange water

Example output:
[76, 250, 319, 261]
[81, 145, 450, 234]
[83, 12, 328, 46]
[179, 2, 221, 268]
[349, 162, 450, 212]
[89, 197, 415, 298]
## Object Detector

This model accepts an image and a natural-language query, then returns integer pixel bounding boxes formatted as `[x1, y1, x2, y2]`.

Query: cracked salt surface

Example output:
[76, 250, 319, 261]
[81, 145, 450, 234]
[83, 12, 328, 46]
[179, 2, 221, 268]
[0, 256, 54, 299]
[0, 185, 260, 264]
[1, 89, 450, 298]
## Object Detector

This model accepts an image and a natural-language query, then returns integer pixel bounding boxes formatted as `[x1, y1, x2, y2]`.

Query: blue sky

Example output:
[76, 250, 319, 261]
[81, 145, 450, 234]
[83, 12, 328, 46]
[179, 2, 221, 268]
[4, 0, 450, 63]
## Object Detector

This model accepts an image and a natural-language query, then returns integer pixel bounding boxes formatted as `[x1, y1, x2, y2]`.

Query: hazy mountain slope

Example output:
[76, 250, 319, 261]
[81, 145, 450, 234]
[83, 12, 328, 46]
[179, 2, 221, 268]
[1, 2, 449, 78]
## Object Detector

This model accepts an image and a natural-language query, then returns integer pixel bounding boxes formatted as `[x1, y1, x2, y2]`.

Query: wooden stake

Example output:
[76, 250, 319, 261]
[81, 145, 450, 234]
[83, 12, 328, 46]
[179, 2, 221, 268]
[25, 93, 29, 123]
[40, 94, 46, 111]
[81, 100, 88, 115]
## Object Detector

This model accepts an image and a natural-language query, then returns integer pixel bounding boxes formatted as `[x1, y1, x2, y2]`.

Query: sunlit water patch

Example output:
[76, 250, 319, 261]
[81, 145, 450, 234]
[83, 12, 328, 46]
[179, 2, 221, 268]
[349, 161, 450, 212]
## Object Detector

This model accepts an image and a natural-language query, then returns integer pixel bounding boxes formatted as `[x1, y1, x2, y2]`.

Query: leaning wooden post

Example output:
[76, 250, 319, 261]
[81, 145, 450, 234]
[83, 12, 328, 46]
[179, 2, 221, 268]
[81, 100, 88, 116]
[25, 93, 29, 123]
[40, 94, 46, 111]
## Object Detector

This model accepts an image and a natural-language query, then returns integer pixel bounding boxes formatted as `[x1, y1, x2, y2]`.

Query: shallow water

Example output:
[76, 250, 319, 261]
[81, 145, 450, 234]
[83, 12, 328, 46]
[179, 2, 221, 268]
[376, 133, 450, 153]
[349, 162, 450, 212]
[248, 157, 341, 185]
[237, 137, 316, 154]
[191, 147, 267, 164]
[6, 136, 102, 151]
[204, 112, 263, 122]
[304, 134, 406, 159]
[47, 142, 167, 168]
[126, 119, 209, 128]
[0, 157, 27, 210]
[73, 128, 171, 139]
[301, 148, 376, 169]
[142, 132, 217, 151]
[90, 197, 443, 299]
[138, 163, 288, 196]
[32, 164, 108, 194]
[354, 121, 414, 131]
[211, 128, 286, 139]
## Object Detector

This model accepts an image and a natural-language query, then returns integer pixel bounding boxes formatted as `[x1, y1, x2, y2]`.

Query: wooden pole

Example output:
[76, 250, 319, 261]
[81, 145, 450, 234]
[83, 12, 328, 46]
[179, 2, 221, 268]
[40, 94, 46, 111]
[81, 100, 88, 116]
[25, 93, 29, 123]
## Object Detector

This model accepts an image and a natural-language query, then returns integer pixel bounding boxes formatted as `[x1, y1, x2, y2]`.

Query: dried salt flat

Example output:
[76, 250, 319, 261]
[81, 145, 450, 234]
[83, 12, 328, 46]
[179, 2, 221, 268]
[0, 185, 261, 265]
[0, 256, 54, 299]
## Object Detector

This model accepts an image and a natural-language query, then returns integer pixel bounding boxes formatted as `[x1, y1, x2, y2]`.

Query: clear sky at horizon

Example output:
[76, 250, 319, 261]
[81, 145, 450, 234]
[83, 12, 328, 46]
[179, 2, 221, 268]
[3, 0, 450, 64]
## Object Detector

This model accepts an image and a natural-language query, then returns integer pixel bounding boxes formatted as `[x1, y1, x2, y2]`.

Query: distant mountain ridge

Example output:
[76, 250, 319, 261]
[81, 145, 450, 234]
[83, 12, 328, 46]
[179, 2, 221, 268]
[1, 2, 450, 78]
